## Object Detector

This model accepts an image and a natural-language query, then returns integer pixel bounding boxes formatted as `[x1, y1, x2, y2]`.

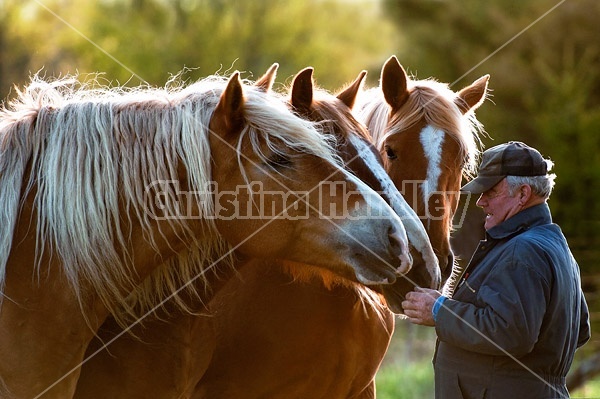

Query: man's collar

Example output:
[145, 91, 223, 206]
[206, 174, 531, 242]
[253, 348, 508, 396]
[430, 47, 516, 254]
[486, 203, 552, 240]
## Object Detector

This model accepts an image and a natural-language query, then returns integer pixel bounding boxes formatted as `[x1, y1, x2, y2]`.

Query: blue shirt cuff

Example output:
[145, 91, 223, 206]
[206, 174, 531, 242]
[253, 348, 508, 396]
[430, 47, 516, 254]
[432, 295, 447, 321]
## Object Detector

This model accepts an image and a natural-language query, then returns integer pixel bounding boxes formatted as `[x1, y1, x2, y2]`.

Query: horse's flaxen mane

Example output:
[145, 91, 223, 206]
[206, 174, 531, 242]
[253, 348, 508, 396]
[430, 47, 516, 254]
[0, 74, 339, 320]
[359, 78, 484, 178]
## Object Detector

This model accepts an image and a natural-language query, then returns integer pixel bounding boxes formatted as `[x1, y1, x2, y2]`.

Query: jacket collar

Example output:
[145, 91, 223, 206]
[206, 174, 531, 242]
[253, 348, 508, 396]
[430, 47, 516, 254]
[486, 203, 552, 240]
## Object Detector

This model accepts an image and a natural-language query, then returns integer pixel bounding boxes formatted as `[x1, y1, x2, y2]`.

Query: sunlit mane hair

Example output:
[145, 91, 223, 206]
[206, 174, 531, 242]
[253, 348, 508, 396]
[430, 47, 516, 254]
[357, 78, 484, 178]
[280, 258, 392, 333]
[0, 74, 339, 321]
[309, 90, 373, 142]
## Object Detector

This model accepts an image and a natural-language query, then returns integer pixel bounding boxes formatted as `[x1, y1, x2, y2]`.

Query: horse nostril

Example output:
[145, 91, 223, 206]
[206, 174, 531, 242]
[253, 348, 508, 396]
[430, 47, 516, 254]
[388, 226, 412, 275]
[388, 226, 401, 251]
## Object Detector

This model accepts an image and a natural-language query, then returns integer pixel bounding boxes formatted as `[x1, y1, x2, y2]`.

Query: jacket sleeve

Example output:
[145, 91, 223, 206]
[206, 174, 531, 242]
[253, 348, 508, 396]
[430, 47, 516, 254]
[578, 293, 591, 348]
[435, 257, 550, 357]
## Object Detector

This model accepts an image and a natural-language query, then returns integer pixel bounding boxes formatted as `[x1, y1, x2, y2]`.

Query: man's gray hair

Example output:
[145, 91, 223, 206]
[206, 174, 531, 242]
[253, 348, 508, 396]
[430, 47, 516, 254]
[506, 159, 556, 199]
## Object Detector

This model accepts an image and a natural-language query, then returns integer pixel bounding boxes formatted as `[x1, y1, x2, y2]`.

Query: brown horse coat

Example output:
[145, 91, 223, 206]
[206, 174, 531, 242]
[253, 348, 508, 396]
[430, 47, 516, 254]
[74, 66, 417, 399]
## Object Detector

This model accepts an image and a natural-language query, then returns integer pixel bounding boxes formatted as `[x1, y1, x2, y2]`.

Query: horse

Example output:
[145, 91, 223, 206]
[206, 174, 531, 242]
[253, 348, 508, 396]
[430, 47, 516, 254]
[356, 55, 489, 296]
[0, 71, 414, 398]
[193, 66, 444, 398]
[193, 61, 488, 398]
[73, 66, 441, 399]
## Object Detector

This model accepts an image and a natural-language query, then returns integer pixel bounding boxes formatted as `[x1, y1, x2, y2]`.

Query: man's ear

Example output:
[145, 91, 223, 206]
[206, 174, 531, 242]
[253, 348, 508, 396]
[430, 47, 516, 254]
[520, 184, 533, 204]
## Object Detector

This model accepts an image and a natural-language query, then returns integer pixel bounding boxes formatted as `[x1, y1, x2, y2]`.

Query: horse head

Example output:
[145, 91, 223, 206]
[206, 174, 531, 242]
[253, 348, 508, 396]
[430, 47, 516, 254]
[357, 56, 489, 308]
[282, 65, 441, 313]
[207, 71, 414, 290]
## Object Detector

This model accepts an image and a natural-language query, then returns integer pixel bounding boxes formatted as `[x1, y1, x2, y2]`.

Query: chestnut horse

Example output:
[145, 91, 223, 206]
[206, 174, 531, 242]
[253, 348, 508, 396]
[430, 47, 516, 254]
[193, 62, 488, 398]
[192, 60, 489, 398]
[194, 67, 443, 398]
[357, 55, 489, 296]
[73, 66, 439, 398]
[0, 71, 413, 398]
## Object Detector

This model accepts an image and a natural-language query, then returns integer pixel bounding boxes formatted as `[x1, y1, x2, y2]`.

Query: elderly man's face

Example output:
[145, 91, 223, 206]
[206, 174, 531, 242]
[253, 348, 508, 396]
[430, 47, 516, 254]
[475, 178, 523, 230]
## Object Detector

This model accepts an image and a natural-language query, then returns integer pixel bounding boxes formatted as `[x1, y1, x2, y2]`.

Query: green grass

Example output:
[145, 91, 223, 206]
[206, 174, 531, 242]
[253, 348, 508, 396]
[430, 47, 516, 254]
[376, 359, 434, 399]
[572, 378, 600, 399]
[376, 361, 600, 399]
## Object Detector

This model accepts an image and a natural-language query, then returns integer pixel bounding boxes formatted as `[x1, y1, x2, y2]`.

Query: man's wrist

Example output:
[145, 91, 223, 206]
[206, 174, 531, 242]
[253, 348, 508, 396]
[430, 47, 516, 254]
[432, 295, 447, 321]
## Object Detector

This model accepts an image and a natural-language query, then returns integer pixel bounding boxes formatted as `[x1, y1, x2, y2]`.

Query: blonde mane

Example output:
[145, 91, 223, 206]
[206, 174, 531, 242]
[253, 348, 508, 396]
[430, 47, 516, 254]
[358, 78, 484, 178]
[0, 74, 339, 320]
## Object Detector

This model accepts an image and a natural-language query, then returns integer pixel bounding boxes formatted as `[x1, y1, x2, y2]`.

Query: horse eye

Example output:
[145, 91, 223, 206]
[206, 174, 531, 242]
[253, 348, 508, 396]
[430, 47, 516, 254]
[384, 145, 397, 160]
[267, 153, 292, 169]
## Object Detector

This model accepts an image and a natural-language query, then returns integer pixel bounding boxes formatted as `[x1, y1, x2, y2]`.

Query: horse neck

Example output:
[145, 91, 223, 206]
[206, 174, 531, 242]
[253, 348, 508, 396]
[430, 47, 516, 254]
[278, 259, 390, 325]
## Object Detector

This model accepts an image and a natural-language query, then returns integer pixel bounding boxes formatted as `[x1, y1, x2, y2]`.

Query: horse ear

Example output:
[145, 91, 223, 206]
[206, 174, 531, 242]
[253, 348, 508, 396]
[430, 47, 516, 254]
[381, 55, 409, 110]
[213, 71, 245, 137]
[456, 74, 490, 114]
[337, 70, 367, 110]
[291, 67, 314, 114]
[255, 63, 279, 93]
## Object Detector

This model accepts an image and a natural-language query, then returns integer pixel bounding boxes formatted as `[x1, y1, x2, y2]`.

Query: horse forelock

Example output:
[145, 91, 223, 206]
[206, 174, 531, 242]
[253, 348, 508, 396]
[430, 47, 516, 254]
[355, 88, 391, 147]
[311, 90, 372, 142]
[234, 87, 342, 183]
[406, 80, 483, 178]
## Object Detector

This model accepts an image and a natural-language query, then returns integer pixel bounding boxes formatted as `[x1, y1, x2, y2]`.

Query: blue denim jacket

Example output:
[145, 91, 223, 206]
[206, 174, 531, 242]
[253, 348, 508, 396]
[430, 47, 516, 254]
[433, 203, 590, 399]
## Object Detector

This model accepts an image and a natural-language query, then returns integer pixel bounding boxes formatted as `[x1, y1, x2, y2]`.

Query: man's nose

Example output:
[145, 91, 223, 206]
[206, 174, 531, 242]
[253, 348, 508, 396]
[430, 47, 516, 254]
[475, 193, 485, 207]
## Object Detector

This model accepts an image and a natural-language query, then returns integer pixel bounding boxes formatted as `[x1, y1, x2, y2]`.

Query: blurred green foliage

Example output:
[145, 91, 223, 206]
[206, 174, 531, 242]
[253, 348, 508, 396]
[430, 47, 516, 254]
[0, 0, 398, 94]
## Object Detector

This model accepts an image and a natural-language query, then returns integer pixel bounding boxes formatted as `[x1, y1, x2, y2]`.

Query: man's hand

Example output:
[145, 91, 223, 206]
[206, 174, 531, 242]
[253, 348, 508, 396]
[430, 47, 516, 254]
[401, 287, 441, 327]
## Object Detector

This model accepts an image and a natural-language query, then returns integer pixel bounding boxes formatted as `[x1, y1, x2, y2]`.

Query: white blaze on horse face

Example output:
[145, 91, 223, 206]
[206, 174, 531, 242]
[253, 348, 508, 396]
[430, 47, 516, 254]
[347, 135, 439, 285]
[344, 136, 410, 276]
[420, 125, 445, 228]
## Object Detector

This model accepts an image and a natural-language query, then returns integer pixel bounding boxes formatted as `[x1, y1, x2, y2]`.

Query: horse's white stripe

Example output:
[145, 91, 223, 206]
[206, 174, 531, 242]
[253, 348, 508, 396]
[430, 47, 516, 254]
[420, 125, 445, 228]
[348, 134, 440, 284]
[347, 135, 397, 199]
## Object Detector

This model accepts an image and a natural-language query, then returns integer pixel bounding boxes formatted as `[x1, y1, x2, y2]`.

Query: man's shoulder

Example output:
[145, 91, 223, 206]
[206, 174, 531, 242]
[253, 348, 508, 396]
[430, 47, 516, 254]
[506, 224, 572, 277]
[513, 223, 564, 251]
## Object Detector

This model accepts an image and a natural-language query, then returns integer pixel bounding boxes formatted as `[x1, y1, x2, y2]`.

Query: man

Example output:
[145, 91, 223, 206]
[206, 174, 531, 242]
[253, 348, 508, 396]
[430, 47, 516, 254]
[402, 141, 590, 398]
